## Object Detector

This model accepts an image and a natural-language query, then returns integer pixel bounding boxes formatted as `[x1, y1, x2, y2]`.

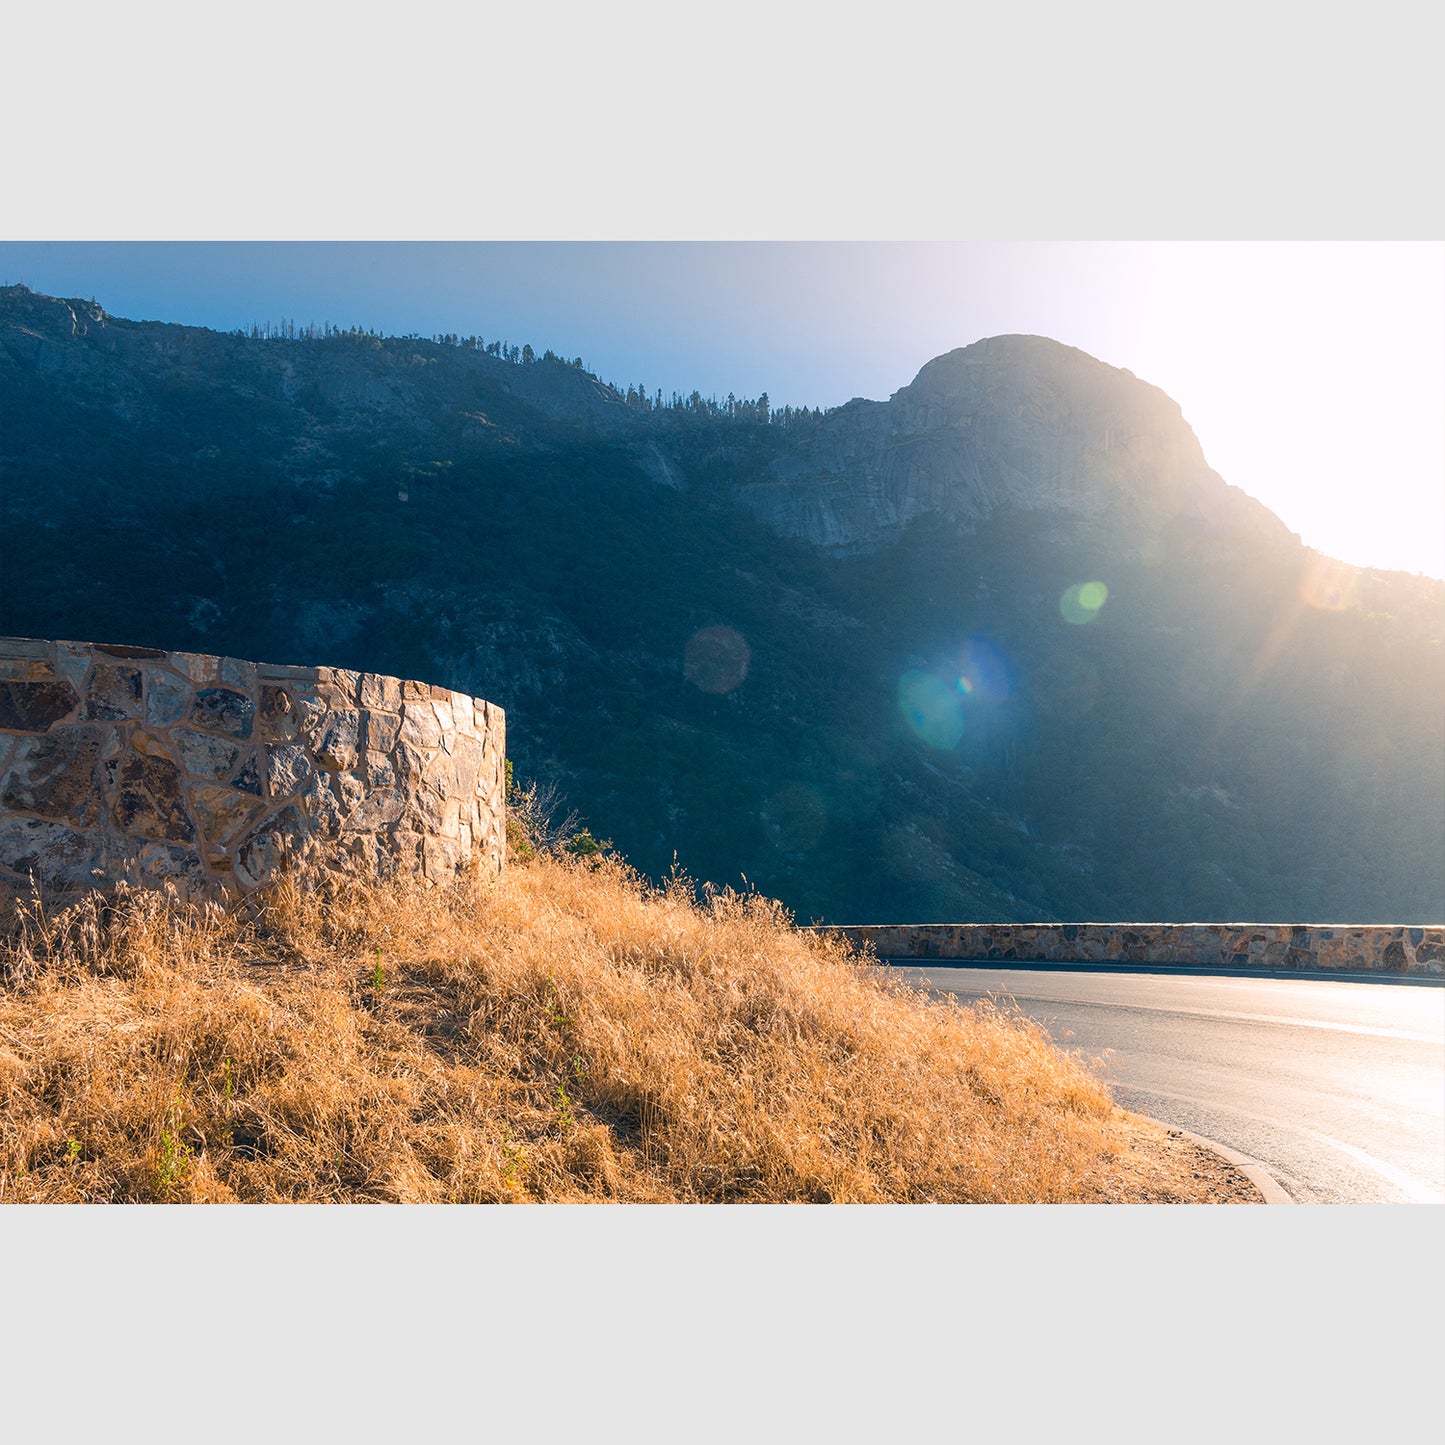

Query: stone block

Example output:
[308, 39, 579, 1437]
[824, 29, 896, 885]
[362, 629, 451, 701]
[234, 805, 304, 889]
[173, 725, 242, 781]
[129, 729, 178, 763]
[359, 673, 402, 711]
[145, 674, 191, 727]
[0, 658, 57, 681]
[308, 710, 363, 771]
[411, 784, 449, 831]
[2, 726, 107, 826]
[265, 743, 312, 799]
[257, 662, 320, 682]
[294, 694, 326, 735]
[258, 685, 300, 744]
[95, 643, 168, 660]
[361, 750, 397, 789]
[190, 686, 255, 739]
[219, 656, 258, 690]
[316, 669, 360, 706]
[450, 733, 484, 784]
[172, 652, 222, 685]
[399, 704, 442, 749]
[423, 833, 465, 880]
[185, 783, 272, 846]
[297, 772, 346, 837]
[331, 769, 367, 814]
[365, 710, 402, 752]
[54, 645, 91, 690]
[386, 830, 427, 876]
[112, 747, 195, 844]
[339, 829, 388, 878]
[344, 787, 405, 832]
[0, 638, 50, 661]
[130, 841, 207, 895]
[0, 816, 100, 888]
[231, 754, 263, 796]
[0, 678, 80, 733]
[83, 664, 144, 722]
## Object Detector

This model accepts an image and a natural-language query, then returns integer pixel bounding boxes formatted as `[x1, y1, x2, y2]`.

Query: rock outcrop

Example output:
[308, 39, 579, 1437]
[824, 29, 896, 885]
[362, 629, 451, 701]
[734, 335, 1295, 553]
[0, 637, 505, 899]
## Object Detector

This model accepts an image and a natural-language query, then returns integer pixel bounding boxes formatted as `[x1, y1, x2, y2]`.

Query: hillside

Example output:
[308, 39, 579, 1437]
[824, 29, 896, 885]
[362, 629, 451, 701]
[2, 283, 1442, 924]
[0, 849, 1261, 1203]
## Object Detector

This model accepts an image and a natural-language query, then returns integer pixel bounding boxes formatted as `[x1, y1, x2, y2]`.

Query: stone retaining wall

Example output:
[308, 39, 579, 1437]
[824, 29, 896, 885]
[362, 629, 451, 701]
[820, 922, 1445, 976]
[0, 637, 505, 899]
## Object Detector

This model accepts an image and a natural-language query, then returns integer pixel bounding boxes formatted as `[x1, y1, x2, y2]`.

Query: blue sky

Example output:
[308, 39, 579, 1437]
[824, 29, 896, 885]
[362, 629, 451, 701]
[5, 240, 1442, 578]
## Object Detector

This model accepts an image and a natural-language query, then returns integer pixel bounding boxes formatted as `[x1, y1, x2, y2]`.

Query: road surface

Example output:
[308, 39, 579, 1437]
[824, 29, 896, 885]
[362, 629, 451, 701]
[890, 963, 1445, 1204]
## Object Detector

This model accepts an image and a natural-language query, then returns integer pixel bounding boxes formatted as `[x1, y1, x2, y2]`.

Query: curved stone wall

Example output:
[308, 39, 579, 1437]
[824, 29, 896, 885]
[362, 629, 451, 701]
[0, 637, 505, 899]
[823, 922, 1445, 977]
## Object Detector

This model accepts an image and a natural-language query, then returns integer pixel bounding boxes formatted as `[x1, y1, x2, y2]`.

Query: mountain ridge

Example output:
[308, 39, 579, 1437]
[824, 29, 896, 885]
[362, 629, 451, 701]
[3, 284, 1441, 925]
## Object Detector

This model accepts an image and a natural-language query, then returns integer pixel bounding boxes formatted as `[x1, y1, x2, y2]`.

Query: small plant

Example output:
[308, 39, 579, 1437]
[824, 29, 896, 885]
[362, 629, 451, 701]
[155, 1076, 194, 1199]
[505, 759, 537, 861]
[371, 946, 386, 994]
[219, 1057, 234, 1148]
[66, 1135, 82, 1163]
[543, 972, 569, 1030]
[554, 1082, 575, 1131]
[562, 828, 611, 866]
[505, 759, 583, 860]
[500, 1139, 526, 1194]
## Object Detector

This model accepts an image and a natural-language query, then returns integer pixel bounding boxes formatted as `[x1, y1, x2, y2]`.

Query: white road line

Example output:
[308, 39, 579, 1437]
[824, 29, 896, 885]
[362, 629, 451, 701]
[1121, 1082, 1445, 1203]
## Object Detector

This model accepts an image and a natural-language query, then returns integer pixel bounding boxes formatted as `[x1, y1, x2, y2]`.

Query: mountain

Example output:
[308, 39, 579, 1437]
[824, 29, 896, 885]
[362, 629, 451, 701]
[3, 282, 1442, 923]
[732, 334, 1291, 554]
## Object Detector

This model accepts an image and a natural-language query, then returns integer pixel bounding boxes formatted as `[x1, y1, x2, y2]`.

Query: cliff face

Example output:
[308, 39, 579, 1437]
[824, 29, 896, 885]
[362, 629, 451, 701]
[734, 335, 1292, 553]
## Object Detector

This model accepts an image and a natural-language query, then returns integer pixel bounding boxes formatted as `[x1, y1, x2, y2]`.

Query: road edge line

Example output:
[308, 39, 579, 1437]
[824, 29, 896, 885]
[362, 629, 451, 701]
[1132, 1113, 1295, 1204]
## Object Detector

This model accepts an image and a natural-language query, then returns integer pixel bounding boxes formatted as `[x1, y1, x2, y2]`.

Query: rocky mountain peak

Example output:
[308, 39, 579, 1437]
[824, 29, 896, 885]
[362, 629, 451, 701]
[732, 334, 1292, 554]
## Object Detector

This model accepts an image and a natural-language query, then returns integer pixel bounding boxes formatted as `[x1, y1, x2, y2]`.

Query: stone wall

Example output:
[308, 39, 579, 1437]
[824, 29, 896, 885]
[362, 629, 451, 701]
[821, 922, 1445, 977]
[0, 637, 505, 899]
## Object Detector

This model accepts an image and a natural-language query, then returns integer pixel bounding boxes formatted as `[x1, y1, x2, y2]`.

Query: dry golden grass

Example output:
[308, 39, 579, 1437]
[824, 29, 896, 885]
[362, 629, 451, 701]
[0, 854, 1259, 1203]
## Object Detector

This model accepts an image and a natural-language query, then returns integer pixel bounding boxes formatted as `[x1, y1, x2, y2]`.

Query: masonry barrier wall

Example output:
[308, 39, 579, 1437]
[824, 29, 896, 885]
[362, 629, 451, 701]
[0, 637, 505, 900]
[819, 922, 1445, 977]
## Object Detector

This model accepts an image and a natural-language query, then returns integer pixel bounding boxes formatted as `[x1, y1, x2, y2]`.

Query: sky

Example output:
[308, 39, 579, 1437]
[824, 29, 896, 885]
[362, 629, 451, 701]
[4, 240, 1442, 578]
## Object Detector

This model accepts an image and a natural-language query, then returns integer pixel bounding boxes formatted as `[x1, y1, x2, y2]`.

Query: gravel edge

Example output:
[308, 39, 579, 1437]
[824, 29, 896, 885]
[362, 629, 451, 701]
[1134, 1113, 1294, 1203]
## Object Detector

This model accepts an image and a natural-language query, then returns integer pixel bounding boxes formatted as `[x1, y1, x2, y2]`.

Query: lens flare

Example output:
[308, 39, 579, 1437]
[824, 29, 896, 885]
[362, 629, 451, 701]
[1060, 581, 1109, 624]
[898, 669, 966, 750]
[955, 638, 1011, 702]
[684, 625, 750, 694]
[1298, 555, 1362, 612]
[899, 639, 1013, 750]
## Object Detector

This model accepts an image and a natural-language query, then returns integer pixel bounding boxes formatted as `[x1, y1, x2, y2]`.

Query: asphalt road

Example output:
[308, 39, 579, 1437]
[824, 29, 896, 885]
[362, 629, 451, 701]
[890, 963, 1445, 1204]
